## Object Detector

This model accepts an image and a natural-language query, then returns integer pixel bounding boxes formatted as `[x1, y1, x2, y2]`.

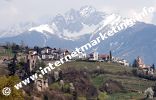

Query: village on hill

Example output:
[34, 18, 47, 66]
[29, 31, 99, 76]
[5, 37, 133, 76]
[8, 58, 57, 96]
[0, 42, 156, 100]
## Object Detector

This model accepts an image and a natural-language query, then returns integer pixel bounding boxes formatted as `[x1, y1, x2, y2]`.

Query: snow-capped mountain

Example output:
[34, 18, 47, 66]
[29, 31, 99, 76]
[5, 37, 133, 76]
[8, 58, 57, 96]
[0, 6, 156, 65]
[0, 22, 36, 38]
[0, 6, 107, 40]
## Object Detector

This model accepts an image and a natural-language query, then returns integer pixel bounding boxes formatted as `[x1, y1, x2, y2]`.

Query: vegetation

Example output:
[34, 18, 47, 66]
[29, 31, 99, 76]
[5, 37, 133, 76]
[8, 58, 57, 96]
[98, 92, 109, 100]
[0, 48, 13, 57]
[0, 76, 24, 100]
[59, 61, 155, 99]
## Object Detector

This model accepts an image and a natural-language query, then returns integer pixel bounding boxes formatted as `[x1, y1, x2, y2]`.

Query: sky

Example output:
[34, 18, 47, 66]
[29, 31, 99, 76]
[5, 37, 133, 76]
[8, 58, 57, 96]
[0, 0, 156, 30]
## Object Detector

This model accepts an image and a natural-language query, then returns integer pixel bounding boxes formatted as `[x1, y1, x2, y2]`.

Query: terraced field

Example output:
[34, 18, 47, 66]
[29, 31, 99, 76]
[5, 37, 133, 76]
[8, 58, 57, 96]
[58, 61, 155, 99]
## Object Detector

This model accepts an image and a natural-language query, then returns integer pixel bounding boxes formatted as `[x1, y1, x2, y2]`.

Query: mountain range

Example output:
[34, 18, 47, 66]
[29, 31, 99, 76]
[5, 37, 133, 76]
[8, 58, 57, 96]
[0, 5, 156, 65]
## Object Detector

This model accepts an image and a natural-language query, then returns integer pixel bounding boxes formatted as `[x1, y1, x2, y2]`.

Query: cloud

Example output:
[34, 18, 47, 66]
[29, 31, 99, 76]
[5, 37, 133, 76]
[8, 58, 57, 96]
[152, 12, 156, 25]
[3, 0, 12, 2]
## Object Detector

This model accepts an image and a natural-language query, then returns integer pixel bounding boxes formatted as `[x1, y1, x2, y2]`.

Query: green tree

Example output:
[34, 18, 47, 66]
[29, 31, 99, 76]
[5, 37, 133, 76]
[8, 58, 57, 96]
[34, 60, 46, 71]
[98, 92, 109, 100]
[0, 75, 24, 100]
[109, 50, 112, 61]
[132, 59, 138, 67]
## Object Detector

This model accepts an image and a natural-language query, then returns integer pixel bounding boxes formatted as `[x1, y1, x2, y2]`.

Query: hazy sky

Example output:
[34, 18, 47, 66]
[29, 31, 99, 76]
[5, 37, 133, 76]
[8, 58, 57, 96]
[0, 0, 156, 29]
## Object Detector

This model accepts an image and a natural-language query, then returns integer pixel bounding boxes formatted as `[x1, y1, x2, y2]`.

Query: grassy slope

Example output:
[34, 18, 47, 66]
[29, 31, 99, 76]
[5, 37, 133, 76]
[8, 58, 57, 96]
[58, 61, 155, 100]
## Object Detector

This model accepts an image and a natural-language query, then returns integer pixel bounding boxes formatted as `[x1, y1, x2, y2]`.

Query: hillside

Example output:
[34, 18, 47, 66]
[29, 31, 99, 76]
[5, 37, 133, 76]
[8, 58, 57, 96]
[0, 56, 155, 99]
[38, 61, 155, 100]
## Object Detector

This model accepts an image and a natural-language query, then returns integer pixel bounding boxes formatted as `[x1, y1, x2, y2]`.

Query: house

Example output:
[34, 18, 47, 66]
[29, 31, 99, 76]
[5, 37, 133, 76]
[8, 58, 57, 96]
[41, 48, 71, 60]
[54, 48, 65, 59]
[99, 54, 109, 61]
[41, 54, 54, 60]
[41, 47, 51, 54]
[40, 47, 82, 61]
[41, 47, 54, 60]
[112, 57, 129, 66]
[89, 52, 99, 61]
[142, 67, 154, 75]
[64, 49, 70, 56]
[78, 51, 87, 59]
[72, 51, 87, 60]
[118, 59, 129, 66]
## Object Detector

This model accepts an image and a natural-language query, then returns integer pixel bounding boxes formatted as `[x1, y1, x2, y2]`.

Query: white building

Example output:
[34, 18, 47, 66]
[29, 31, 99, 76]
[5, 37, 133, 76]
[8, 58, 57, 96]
[78, 51, 87, 59]
[93, 52, 98, 61]
[89, 52, 99, 61]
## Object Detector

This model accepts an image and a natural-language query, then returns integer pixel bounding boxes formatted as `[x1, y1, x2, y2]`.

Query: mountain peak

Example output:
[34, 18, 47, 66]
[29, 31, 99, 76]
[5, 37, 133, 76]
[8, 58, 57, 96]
[79, 5, 96, 17]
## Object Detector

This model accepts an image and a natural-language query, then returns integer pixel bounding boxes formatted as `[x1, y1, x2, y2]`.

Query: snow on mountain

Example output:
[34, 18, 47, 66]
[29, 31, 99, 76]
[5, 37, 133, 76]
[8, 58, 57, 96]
[93, 14, 119, 33]
[0, 6, 109, 41]
[26, 6, 108, 40]
[79, 6, 96, 17]
[0, 6, 156, 65]
[0, 22, 35, 38]
[28, 24, 55, 39]
[63, 24, 97, 40]
[29, 24, 54, 34]
[0, 5, 122, 42]
[0, 5, 135, 42]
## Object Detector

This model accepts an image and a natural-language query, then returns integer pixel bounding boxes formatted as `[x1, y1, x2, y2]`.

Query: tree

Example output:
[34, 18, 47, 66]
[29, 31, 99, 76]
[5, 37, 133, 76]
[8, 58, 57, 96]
[20, 40, 25, 50]
[0, 76, 24, 100]
[34, 60, 46, 71]
[151, 64, 155, 71]
[34, 46, 40, 54]
[8, 53, 18, 76]
[132, 59, 138, 67]
[109, 51, 112, 61]
[5, 42, 11, 49]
